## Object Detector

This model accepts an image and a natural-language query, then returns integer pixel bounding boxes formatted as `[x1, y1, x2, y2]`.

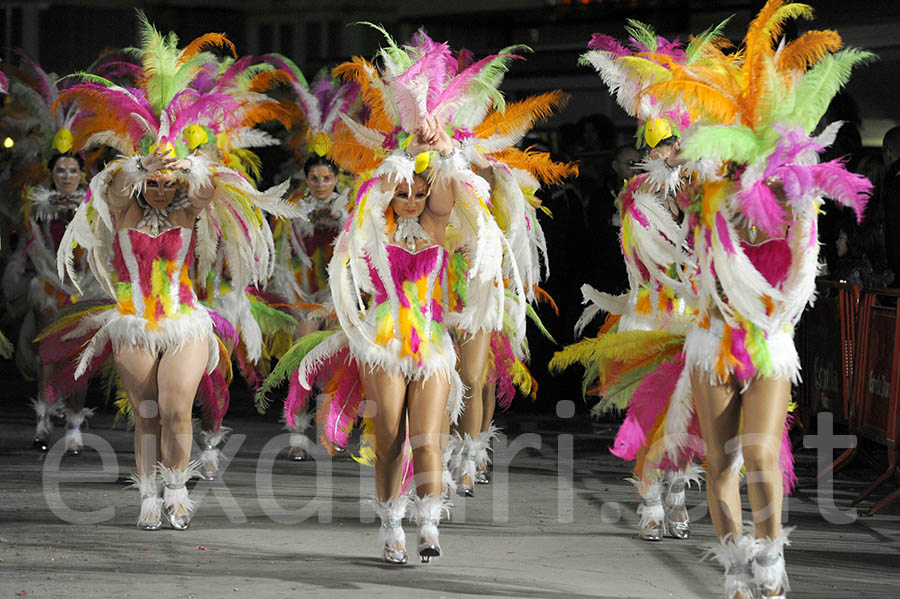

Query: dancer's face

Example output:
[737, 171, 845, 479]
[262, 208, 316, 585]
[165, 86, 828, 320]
[391, 177, 429, 220]
[649, 138, 680, 164]
[145, 173, 177, 210]
[52, 156, 82, 194]
[307, 165, 336, 201]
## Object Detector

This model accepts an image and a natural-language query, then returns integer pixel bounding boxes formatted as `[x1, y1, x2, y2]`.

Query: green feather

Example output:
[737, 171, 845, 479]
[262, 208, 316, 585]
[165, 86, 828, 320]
[682, 124, 761, 164]
[249, 299, 297, 335]
[684, 16, 733, 65]
[254, 329, 337, 413]
[66, 72, 117, 87]
[624, 19, 658, 52]
[526, 303, 555, 344]
[792, 47, 876, 134]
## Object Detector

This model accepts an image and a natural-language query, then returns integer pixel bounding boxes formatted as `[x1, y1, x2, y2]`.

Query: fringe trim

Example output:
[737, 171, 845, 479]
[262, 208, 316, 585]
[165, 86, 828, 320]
[753, 527, 793, 594]
[127, 472, 163, 526]
[473, 424, 500, 469]
[65, 407, 95, 430]
[410, 493, 451, 526]
[159, 460, 202, 515]
[372, 495, 410, 550]
[665, 464, 705, 507]
[32, 397, 60, 438]
[702, 531, 757, 599]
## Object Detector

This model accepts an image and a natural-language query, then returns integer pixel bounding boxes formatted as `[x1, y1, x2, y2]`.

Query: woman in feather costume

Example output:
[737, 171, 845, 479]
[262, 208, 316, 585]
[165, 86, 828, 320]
[40, 14, 297, 531]
[261, 56, 358, 461]
[258, 26, 523, 563]
[0, 54, 104, 455]
[628, 2, 873, 597]
[552, 23, 716, 545]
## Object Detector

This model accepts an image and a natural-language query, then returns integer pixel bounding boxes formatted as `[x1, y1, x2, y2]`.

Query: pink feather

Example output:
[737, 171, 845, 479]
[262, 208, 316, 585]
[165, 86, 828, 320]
[610, 358, 683, 461]
[811, 160, 872, 222]
[737, 180, 787, 238]
[587, 33, 632, 58]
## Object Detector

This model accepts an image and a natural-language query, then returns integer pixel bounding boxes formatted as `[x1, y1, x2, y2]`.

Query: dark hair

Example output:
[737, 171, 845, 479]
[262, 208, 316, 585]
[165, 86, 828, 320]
[303, 155, 337, 178]
[48, 152, 84, 174]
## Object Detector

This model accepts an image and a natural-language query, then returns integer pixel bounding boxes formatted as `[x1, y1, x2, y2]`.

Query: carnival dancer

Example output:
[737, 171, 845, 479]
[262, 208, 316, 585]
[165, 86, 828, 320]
[0, 53, 102, 454]
[263, 56, 357, 460]
[630, 2, 873, 596]
[259, 28, 517, 562]
[551, 23, 722, 544]
[39, 14, 297, 530]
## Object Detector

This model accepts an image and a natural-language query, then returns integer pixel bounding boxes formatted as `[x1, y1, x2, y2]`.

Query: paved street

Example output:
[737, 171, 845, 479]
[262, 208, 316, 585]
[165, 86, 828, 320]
[0, 397, 898, 599]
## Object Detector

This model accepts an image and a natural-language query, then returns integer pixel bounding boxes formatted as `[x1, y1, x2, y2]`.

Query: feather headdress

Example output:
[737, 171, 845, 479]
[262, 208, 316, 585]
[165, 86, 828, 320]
[56, 11, 289, 160]
[261, 55, 360, 163]
[331, 24, 527, 174]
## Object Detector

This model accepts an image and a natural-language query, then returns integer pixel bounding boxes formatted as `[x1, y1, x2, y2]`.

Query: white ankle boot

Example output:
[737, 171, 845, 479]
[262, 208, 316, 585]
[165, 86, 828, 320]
[64, 407, 95, 456]
[373, 495, 410, 564]
[410, 494, 450, 563]
[158, 461, 201, 531]
[129, 472, 163, 531]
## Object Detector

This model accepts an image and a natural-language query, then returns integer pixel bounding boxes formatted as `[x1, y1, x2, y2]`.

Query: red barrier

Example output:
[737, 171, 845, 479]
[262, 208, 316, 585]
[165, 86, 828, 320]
[847, 290, 900, 514]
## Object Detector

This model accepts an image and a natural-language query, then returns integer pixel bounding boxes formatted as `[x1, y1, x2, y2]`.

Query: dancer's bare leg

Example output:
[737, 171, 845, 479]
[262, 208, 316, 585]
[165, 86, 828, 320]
[157, 337, 209, 470]
[480, 381, 496, 433]
[360, 367, 408, 501]
[741, 376, 791, 540]
[691, 369, 742, 540]
[114, 347, 161, 478]
[408, 374, 450, 498]
[455, 330, 489, 486]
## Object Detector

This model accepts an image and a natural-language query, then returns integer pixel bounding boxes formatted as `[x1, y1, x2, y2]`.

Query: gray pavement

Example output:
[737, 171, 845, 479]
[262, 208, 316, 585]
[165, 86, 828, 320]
[0, 406, 898, 599]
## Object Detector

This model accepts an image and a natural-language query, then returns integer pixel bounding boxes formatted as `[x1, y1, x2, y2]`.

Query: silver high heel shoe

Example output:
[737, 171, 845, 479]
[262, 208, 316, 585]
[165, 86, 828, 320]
[129, 472, 163, 531]
[454, 434, 477, 497]
[411, 495, 450, 563]
[663, 479, 690, 540]
[664, 465, 703, 540]
[373, 496, 409, 565]
[64, 407, 94, 456]
[31, 398, 55, 452]
[159, 462, 200, 531]
[198, 426, 230, 480]
[285, 410, 314, 462]
[634, 479, 664, 542]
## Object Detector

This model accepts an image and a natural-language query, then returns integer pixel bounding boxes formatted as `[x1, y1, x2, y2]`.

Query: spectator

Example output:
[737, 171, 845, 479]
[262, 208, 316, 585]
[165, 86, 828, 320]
[880, 127, 900, 281]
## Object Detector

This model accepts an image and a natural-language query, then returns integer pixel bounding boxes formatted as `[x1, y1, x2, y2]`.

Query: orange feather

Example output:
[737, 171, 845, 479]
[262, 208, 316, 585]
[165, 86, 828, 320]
[532, 284, 559, 315]
[475, 91, 568, 139]
[331, 119, 381, 173]
[179, 32, 237, 62]
[249, 69, 292, 93]
[776, 29, 842, 73]
[490, 147, 578, 185]
[332, 58, 393, 132]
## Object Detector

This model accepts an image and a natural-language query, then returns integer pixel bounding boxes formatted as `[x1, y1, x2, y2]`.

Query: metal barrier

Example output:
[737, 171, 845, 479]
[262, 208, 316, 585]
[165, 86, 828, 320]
[804, 282, 900, 515]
